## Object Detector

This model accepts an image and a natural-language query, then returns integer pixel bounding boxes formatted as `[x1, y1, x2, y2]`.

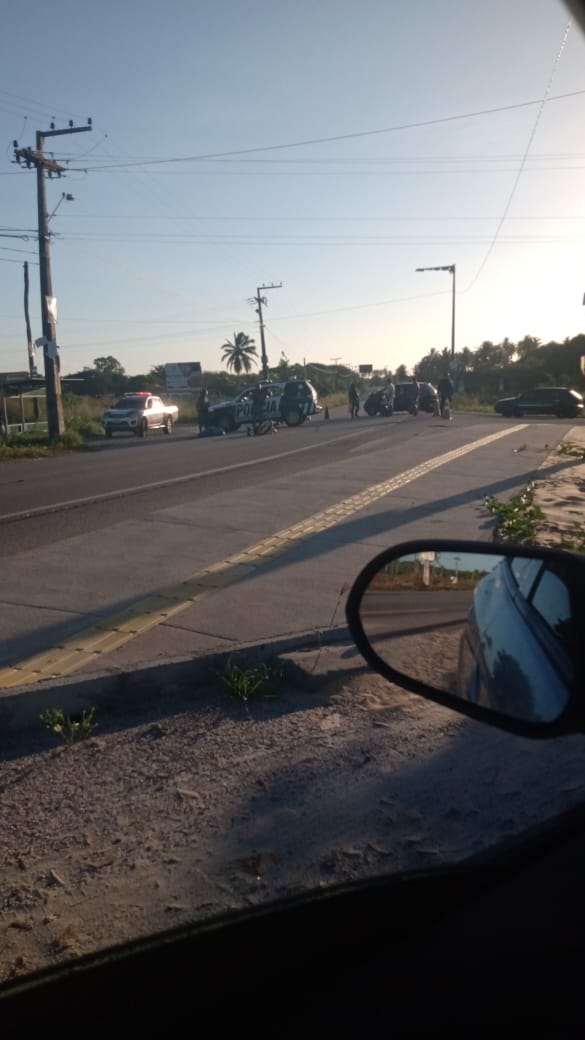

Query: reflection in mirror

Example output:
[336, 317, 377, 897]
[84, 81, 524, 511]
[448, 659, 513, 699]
[359, 550, 577, 724]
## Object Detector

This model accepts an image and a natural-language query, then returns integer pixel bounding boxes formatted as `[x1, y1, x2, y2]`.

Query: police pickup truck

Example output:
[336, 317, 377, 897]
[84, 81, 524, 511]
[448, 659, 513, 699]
[101, 393, 179, 438]
[207, 379, 321, 432]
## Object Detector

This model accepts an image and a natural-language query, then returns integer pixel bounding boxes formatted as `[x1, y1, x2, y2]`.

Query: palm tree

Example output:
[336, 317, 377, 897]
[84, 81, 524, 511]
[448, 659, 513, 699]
[221, 332, 258, 379]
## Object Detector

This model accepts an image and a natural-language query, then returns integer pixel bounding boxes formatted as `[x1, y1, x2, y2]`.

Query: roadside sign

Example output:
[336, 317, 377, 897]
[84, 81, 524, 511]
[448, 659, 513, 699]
[359, 364, 373, 374]
[165, 362, 202, 395]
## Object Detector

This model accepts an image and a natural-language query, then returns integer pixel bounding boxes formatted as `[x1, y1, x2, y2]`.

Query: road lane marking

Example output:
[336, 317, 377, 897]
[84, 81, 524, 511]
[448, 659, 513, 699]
[0, 426, 388, 524]
[0, 424, 526, 687]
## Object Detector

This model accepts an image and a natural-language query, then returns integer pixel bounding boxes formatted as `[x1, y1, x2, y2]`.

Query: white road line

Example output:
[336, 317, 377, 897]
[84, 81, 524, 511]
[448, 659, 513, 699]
[0, 425, 377, 524]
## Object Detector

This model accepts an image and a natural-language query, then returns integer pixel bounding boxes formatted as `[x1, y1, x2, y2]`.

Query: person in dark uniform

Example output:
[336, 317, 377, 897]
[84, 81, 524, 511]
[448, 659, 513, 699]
[250, 384, 269, 434]
[438, 375, 454, 417]
[197, 386, 209, 433]
[348, 382, 360, 418]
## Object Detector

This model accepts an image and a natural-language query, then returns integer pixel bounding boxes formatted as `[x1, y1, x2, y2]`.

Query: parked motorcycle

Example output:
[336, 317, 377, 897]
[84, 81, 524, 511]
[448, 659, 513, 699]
[364, 389, 393, 417]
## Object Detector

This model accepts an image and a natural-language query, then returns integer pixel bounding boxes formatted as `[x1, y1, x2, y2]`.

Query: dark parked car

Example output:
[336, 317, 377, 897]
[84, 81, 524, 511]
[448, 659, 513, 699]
[418, 382, 438, 413]
[393, 382, 420, 415]
[494, 387, 584, 419]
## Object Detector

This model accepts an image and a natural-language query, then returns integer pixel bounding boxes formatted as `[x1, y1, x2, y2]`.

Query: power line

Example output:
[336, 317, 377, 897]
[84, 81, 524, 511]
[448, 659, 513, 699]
[61, 89, 585, 172]
[462, 17, 574, 293]
[0, 256, 38, 265]
[50, 213, 585, 222]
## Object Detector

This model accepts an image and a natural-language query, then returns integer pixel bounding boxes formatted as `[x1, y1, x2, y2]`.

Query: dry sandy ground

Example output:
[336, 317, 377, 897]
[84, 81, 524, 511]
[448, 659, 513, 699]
[1, 645, 584, 984]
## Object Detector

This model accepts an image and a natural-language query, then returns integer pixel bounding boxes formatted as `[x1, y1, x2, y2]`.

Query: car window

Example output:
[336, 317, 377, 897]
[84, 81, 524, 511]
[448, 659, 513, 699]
[529, 568, 573, 651]
[510, 557, 543, 597]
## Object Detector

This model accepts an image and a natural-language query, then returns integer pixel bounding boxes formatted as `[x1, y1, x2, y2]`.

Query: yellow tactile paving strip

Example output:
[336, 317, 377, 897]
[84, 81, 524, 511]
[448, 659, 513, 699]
[0, 425, 524, 688]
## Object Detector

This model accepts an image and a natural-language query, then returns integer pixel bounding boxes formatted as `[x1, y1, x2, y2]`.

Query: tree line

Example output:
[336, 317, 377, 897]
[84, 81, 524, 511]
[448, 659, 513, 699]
[63, 331, 585, 401]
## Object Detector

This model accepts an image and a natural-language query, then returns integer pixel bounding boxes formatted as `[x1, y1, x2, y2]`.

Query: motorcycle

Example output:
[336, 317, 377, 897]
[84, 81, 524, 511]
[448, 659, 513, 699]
[364, 389, 393, 417]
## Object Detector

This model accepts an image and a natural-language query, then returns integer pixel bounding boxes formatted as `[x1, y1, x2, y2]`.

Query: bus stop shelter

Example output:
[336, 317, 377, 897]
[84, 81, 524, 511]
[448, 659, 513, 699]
[0, 372, 47, 437]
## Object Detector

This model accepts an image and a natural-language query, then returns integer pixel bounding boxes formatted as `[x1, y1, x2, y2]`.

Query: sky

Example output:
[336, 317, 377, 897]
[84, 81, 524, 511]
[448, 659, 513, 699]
[1, 0, 585, 378]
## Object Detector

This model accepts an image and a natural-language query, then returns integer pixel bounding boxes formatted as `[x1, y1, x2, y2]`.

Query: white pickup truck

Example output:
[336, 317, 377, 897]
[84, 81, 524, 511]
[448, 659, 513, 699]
[101, 393, 179, 438]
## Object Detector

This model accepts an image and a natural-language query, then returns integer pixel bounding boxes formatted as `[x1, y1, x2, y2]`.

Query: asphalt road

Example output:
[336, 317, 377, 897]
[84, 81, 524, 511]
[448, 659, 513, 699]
[0, 408, 494, 553]
[0, 410, 576, 687]
[0, 409, 432, 517]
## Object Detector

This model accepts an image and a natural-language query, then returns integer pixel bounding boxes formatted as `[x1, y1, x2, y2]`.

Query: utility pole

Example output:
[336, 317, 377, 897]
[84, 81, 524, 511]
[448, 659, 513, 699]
[14, 120, 92, 437]
[252, 282, 282, 380]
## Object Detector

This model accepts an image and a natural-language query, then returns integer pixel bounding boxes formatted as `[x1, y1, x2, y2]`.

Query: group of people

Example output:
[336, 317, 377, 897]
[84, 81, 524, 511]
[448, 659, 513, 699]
[349, 374, 454, 419]
[199, 376, 454, 433]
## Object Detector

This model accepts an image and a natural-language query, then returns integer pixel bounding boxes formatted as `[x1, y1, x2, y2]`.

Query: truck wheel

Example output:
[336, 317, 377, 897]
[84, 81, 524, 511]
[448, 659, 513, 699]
[164, 417, 173, 434]
[105, 429, 113, 439]
[283, 406, 303, 427]
[138, 419, 148, 437]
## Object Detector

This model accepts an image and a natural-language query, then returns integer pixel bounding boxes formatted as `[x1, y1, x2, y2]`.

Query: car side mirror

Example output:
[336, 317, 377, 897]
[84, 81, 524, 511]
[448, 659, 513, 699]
[346, 540, 585, 737]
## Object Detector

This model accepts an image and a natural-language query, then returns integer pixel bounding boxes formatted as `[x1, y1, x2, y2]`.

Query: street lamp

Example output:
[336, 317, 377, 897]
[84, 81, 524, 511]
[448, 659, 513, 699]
[415, 264, 456, 357]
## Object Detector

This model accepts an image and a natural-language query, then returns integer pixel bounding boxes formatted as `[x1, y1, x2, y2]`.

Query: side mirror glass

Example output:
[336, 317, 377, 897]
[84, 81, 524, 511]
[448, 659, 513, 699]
[346, 541, 585, 734]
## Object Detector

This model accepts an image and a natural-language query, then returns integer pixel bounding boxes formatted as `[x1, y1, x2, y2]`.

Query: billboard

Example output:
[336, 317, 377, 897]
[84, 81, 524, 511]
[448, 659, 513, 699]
[164, 362, 202, 395]
[358, 364, 373, 374]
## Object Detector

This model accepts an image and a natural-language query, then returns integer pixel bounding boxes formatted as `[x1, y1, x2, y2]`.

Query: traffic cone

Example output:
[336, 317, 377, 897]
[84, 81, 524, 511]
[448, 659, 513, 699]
[324, 405, 330, 420]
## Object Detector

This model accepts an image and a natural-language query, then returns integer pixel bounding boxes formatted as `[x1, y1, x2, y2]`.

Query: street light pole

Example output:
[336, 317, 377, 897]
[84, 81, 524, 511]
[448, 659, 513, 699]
[415, 263, 456, 357]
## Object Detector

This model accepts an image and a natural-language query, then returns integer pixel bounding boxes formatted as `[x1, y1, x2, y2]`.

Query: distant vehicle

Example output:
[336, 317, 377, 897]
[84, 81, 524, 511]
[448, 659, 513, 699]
[101, 393, 178, 438]
[393, 383, 419, 416]
[206, 379, 321, 433]
[364, 388, 392, 417]
[494, 387, 584, 419]
[418, 382, 438, 413]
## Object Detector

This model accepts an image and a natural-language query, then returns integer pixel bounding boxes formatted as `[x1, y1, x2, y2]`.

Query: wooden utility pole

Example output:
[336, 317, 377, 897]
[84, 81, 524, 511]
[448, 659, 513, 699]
[14, 121, 92, 438]
[253, 282, 282, 380]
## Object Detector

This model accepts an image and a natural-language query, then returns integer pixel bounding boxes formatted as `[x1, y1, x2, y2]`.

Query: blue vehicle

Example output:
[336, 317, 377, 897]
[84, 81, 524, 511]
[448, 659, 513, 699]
[456, 555, 578, 723]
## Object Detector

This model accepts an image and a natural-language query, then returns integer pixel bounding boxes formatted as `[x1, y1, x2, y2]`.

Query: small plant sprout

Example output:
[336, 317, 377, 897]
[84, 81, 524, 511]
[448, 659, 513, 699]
[484, 485, 545, 544]
[41, 706, 97, 745]
[216, 656, 284, 704]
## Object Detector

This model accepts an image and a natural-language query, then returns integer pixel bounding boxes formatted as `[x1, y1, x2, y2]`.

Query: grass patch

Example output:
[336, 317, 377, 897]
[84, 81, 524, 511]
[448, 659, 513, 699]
[0, 429, 86, 459]
[320, 392, 348, 410]
[452, 393, 495, 413]
[215, 655, 287, 704]
[484, 484, 545, 544]
[558, 441, 585, 461]
[41, 706, 97, 744]
[559, 521, 585, 553]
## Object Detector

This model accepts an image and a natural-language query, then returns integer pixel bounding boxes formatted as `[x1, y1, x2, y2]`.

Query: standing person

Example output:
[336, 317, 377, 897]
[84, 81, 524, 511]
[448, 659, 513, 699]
[387, 380, 395, 414]
[250, 383, 269, 434]
[197, 386, 209, 433]
[438, 375, 453, 418]
[410, 376, 420, 415]
[348, 381, 360, 418]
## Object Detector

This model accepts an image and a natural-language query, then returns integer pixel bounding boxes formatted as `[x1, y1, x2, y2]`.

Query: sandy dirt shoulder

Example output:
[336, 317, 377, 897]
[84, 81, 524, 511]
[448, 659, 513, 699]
[2, 645, 584, 983]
